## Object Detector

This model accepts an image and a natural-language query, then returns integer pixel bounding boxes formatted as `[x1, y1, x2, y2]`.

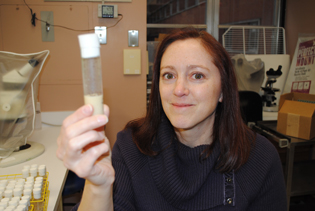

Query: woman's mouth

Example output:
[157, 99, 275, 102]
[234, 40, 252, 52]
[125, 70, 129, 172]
[172, 103, 193, 108]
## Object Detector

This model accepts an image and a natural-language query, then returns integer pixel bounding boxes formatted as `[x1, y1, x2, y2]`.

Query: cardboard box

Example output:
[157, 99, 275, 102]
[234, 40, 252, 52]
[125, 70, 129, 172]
[277, 92, 315, 140]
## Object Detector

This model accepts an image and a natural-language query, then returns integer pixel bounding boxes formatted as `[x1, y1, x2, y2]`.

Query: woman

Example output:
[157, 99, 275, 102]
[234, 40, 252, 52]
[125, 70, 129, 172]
[57, 28, 287, 210]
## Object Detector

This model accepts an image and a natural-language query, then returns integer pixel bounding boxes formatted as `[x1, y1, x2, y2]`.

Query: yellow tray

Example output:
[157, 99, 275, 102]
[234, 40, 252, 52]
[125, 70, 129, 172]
[0, 172, 50, 211]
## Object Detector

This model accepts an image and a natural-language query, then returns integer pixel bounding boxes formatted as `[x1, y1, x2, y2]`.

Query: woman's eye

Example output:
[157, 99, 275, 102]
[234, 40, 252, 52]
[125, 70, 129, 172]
[192, 73, 204, 79]
[163, 73, 174, 79]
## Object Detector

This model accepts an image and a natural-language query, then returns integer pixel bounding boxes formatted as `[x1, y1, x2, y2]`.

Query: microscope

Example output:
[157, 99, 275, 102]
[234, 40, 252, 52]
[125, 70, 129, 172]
[0, 50, 49, 167]
[261, 65, 282, 112]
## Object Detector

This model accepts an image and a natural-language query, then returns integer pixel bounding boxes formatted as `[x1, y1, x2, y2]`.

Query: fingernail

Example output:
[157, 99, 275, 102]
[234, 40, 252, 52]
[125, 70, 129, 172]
[97, 115, 108, 124]
[83, 105, 92, 114]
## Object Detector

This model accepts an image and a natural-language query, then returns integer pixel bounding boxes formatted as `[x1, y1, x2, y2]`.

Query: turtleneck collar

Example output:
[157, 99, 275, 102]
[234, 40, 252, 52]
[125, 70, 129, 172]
[149, 117, 223, 210]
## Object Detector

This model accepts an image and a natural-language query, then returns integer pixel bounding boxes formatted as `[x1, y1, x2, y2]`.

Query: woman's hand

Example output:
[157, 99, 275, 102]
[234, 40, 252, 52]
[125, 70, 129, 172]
[56, 104, 115, 187]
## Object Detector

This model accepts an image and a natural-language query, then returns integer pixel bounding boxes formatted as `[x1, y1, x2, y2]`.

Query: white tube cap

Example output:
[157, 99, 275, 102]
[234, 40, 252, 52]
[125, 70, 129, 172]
[20, 196, 30, 206]
[0, 201, 6, 209]
[0, 180, 8, 187]
[18, 200, 28, 206]
[78, 33, 100, 59]
[22, 189, 31, 197]
[22, 169, 29, 178]
[26, 176, 34, 182]
[38, 165, 46, 176]
[30, 168, 37, 177]
[33, 188, 41, 199]
[13, 188, 22, 197]
[4, 190, 12, 198]
[8, 200, 18, 207]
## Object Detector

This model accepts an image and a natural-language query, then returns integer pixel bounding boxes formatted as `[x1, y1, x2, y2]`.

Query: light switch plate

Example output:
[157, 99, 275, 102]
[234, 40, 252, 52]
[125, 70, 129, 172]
[123, 49, 141, 75]
[128, 30, 139, 47]
[95, 26, 107, 44]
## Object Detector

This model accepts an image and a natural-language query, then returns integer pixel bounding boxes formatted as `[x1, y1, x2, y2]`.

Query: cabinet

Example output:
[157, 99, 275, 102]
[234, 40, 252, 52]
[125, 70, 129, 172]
[252, 121, 315, 210]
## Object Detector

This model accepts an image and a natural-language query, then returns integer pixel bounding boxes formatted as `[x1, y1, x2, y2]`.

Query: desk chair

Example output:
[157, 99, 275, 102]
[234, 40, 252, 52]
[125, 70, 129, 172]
[62, 170, 85, 207]
[238, 91, 263, 125]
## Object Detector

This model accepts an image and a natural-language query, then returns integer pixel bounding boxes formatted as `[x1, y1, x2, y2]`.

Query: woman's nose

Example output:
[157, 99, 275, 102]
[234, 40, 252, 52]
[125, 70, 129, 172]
[174, 78, 189, 96]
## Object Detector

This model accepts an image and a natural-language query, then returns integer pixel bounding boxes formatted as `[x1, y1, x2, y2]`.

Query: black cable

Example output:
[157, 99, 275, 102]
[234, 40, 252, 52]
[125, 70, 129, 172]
[107, 14, 123, 29]
[36, 18, 94, 32]
[24, 0, 36, 26]
[37, 14, 123, 32]
[23, 1, 123, 31]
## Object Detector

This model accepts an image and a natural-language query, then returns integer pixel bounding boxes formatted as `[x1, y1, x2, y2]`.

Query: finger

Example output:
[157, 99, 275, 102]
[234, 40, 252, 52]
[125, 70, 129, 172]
[64, 114, 108, 140]
[57, 118, 106, 161]
[57, 106, 108, 161]
[56, 137, 66, 160]
[62, 104, 94, 128]
[62, 131, 109, 168]
[56, 134, 70, 160]
[66, 130, 106, 158]
[69, 141, 110, 178]
[103, 104, 110, 117]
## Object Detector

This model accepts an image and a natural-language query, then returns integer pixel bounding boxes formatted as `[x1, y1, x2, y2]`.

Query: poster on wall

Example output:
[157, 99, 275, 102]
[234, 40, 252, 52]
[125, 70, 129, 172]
[283, 36, 315, 94]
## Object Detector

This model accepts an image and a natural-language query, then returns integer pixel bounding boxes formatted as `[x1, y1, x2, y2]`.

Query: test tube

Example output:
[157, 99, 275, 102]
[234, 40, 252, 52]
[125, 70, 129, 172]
[20, 196, 30, 209]
[78, 33, 104, 116]
[32, 188, 43, 211]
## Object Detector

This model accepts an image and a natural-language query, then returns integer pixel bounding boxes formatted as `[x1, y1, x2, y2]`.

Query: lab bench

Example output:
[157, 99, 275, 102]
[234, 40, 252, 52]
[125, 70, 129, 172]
[0, 126, 67, 211]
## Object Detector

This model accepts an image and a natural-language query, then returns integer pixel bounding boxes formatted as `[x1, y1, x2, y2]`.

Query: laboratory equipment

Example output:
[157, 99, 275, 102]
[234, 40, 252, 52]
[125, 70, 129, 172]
[0, 165, 50, 210]
[261, 65, 282, 112]
[0, 50, 49, 167]
[98, 4, 118, 18]
[78, 33, 104, 115]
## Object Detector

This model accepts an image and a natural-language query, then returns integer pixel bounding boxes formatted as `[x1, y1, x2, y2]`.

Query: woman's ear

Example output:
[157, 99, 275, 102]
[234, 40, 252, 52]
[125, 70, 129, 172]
[219, 93, 223, 102]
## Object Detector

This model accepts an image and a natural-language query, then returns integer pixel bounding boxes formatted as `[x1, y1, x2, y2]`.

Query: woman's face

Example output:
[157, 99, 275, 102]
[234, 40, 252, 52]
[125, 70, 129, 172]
[159, 38, 222, 133]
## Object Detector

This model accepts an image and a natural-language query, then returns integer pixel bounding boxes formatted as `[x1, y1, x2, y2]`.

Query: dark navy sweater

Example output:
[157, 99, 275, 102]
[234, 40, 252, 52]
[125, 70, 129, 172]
[72, 120, 287, 210]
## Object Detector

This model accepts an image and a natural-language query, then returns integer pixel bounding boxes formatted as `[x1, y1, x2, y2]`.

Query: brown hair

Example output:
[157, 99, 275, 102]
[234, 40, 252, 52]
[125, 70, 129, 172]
[125, 27, 254, 173]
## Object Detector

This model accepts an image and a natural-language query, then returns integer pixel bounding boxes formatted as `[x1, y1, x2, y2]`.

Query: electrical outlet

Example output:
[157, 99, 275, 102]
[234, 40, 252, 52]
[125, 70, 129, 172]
[95, 26, 107, 44]
[41, 11, 54, 42]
